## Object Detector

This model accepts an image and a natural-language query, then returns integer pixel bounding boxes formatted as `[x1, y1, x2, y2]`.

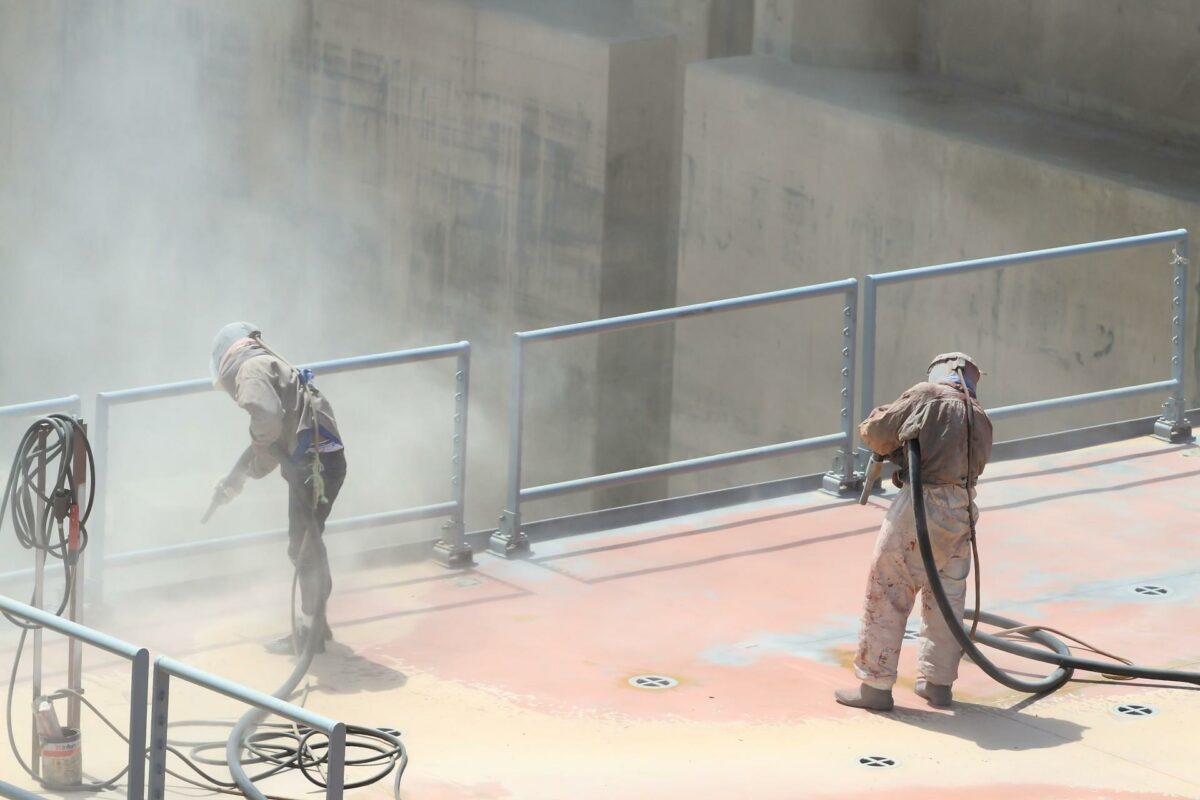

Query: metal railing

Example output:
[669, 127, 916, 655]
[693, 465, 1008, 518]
[861, 230, 1191, 448]
[90, 342, 474, 598]
[148, 657, 347, 800]
[0, 396, 82, 421]
[0, 594, 149, 800]
[490, 279, 859, 556]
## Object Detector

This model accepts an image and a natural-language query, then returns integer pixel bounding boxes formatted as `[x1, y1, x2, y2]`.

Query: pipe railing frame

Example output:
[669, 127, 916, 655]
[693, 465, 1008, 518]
[148, 656, 347, 800]
[0, 396, 83, 421]
[860, 229, 1192, 472]
[490, 279, 860, 558]
[89, 342, 474, 600]
[0, 594, 149, 800]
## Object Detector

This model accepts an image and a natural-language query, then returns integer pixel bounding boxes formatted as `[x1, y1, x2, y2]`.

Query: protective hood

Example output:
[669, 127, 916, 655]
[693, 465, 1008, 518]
[927, 351, 982, 396]
[210, 322, 261, 384]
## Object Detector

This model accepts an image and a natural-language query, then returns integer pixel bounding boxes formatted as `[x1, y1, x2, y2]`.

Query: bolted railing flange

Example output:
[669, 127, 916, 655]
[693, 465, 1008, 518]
[488, 511, 531, 558]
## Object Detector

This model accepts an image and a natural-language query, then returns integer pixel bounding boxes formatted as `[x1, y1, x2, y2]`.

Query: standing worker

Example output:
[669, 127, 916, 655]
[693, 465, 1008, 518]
[836, 353, 992, 710]
[208, 322, 348, 655]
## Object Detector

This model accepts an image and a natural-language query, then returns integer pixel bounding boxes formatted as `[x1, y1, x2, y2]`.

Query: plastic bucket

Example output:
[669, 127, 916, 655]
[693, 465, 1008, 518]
[41, 727, 81, 789]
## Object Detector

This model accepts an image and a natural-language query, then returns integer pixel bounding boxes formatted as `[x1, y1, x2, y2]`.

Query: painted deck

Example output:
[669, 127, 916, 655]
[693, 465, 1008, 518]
[3, 434, 1200, 799]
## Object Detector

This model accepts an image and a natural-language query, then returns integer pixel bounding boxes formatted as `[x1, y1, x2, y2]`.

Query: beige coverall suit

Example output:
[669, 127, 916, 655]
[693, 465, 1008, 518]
[854, 381, 993, 690]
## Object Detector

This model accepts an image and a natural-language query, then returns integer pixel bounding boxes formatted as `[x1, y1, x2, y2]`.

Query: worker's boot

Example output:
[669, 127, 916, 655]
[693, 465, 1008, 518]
[263, 629, 301, 656]
[914, 679, 953, 708]
[834, 683, 894, 711]
[263, 621, 328, 656]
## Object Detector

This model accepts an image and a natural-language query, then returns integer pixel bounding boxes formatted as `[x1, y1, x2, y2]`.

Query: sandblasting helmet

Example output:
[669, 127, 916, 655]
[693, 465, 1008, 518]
[210, 321, 261, 384]
[927, 352, 982, 393]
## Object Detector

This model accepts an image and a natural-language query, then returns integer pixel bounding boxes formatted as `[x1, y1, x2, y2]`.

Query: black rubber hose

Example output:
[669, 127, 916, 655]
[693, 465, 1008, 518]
[907, 439, 1200, 691]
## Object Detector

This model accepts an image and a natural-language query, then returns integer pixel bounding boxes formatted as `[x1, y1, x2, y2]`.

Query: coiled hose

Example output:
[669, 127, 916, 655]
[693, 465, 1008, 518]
[225, 492, 407, 799]
[907, 438, 1200, 691]
[0, 415, 405, 797]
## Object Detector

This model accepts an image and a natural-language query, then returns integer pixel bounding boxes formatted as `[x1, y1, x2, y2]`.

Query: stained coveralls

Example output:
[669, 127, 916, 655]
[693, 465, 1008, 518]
[854, 381, 992, 690]
[216, 339, 347, 624]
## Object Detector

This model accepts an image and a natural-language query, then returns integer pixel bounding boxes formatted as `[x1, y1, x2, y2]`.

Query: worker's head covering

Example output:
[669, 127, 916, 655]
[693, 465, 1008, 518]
[927, 351, 982, 396]
[210, 321, 261, 385]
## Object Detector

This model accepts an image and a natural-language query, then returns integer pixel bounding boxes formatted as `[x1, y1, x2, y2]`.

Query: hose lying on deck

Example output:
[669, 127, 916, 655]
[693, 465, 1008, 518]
[906, 438, 1200, 693]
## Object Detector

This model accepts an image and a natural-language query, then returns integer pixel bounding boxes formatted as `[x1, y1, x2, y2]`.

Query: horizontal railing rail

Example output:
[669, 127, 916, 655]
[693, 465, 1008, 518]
[491, 279, 860, 556]
[149, 656, 347, 800]
[0, 395, 82, 420]
[0, 594, 149, 800]
[861, 229, 1190, 448]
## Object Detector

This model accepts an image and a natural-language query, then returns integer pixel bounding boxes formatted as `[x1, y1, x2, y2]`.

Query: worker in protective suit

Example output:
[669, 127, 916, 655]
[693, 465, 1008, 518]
[210, 322, 347, 655]
[835, 353, 992, 711]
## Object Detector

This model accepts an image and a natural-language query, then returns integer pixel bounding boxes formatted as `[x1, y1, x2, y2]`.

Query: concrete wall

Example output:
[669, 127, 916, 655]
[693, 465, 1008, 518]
[671, 56, 1200, 496]
[920, 0, 1200, 143]
[751, 0, 1200, 143]
[754, 0, 920, 70]
[637, 0, 754, 65]
[0, 0, 686, 531]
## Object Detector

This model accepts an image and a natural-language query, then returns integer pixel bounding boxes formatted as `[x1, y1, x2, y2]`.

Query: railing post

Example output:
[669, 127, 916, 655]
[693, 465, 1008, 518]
[147, 664, 170, 800]
[857, 276, 878, 470]
[490, 334, 532, 557]
[433, 345, 475, 568]
[127, 648, 150, 800]
[89, 395, 110, 604]
[824, 282, 862, 496]
[324, 722, 347, 800]
[1155, 232, 1192, 442]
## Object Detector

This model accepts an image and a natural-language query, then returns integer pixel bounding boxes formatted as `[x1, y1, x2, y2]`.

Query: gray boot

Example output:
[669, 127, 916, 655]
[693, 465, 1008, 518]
[834, 683, 894, 711]
[915, 679, 953, 708]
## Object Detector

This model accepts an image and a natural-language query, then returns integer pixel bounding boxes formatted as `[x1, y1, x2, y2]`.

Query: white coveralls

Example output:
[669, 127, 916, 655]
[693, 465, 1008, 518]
[854, 483, 975, 689]
[853, 380, 992, 690]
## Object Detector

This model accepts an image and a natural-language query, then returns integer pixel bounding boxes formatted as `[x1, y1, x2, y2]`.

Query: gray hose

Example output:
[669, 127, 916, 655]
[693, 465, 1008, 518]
[907, 439, 1200, 691]
[225, 600, 322, 800]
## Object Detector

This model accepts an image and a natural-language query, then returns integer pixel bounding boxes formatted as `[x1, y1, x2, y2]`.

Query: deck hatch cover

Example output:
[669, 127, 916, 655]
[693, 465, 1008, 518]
[629, 675, 678, 690]
[1113, 703, 1157, 717]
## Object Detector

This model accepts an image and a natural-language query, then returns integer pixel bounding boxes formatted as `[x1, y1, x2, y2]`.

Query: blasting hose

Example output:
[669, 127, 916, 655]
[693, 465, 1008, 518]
[907, 438, 1200, 691]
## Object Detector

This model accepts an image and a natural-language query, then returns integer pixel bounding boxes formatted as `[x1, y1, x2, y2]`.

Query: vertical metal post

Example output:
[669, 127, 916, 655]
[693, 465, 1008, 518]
[324, 722, 347, 800]
[89, 396, 109, 603]
[147, 665, 170, 800]
[31, 427, 46, 778]
[490, 334, 531, 557]
[860, 277, 878, 431]
[823, 283, 861, 495]
[67, 422, 86, 729]
[842, 283, 858, 479]
[127, 649, 150, 800]
[1156, 233, 1193, 442]
[433, 346, 475, 568]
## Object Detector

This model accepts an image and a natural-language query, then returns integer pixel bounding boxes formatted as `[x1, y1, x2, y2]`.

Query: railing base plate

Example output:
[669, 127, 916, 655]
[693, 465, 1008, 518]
[487, 531, 531, 559]
[432, 540, 475, 569]
[1152, 417, 1193, 444]
[821, 471, 863, 497]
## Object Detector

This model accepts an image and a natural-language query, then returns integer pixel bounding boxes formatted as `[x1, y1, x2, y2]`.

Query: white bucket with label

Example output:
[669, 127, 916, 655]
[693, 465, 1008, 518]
[41, 727, 82, 789]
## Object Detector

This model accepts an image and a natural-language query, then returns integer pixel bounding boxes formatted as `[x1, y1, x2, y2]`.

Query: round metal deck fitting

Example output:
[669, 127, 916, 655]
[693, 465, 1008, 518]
[628, 675, 678, 690]
[1112, 703, 1157, 718]
[1131, 584, 1171, 597]
[857, 755, 898, 769]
